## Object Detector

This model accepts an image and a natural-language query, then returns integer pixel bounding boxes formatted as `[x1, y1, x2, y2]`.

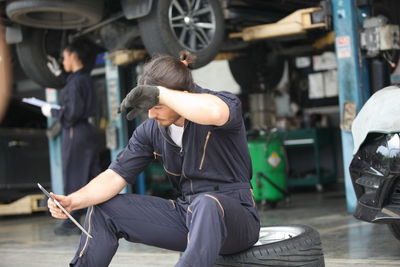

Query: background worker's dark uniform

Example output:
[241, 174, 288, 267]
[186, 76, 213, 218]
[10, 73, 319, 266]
[52, 69, 101, 227]
[69, 86, 260, 267]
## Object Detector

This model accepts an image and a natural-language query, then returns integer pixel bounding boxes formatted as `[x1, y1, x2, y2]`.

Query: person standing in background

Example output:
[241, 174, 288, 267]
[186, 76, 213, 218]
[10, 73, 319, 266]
[41, 39, 101, 235]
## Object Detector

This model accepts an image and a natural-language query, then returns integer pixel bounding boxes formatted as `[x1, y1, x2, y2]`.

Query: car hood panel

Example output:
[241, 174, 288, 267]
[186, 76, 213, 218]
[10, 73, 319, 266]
[352, 85, 400, 155]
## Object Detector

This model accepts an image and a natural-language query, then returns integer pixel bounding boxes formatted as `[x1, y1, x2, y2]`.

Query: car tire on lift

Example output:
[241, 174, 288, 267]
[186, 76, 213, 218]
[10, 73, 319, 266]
[138, 0, 225, 69]
[228, 43, 285, 93]
[6, 0, 103, 29]
[16, 27, 64, 89]
[215, 225, 325, 267]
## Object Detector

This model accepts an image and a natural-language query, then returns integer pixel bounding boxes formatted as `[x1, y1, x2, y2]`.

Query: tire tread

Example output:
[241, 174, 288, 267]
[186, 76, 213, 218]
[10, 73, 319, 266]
[215, 225, 324, 267]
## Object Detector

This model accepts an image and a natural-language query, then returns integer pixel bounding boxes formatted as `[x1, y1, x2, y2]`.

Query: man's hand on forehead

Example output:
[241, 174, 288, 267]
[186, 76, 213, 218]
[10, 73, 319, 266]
[119, 85, 160, 120]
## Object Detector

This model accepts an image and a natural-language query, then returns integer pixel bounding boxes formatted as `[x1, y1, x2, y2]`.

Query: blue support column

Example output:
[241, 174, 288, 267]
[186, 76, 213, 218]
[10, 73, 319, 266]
[45, 88, 63, 195]
[105, 56, 129, 193]
[105, 55, 146, 194]
[105, 57, 128, 160]
[332, 0, 371, 212]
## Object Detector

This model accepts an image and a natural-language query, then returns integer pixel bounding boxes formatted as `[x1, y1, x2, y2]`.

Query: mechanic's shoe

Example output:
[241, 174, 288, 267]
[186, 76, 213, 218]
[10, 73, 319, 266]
[54, 225, 81, 236]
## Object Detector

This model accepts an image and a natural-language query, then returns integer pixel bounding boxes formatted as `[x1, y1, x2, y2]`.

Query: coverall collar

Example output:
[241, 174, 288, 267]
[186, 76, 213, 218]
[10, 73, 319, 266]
[158, 120, 189, 148]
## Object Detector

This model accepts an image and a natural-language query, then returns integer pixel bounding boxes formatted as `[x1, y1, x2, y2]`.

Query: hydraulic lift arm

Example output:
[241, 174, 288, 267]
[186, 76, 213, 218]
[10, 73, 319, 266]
[0, 24, 11, 122]
[230, 7, 326, 41]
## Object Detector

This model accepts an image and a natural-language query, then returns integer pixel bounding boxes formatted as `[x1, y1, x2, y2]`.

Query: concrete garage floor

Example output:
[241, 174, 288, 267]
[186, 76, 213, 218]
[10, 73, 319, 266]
[1, 187, 400, 267]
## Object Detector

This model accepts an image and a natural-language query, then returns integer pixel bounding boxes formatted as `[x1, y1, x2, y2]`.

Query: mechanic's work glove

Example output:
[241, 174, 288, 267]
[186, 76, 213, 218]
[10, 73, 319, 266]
[41, 104, 52, 118]
[47, 55, 62, 76]
[119, 85, 159, 120]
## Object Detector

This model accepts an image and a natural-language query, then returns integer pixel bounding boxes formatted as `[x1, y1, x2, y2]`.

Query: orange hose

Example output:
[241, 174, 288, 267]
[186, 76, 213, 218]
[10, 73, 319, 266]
[0, 24, 12, 122]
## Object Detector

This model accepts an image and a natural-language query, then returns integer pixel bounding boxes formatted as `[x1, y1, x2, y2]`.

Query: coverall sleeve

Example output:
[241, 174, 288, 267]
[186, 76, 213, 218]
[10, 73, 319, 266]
[51, 107, 61, 118]
[108, 122, 154, 184]
[49, 73, 69, 119]
[64, 79, 87, 123]
[207, 90, 243, 131]
[52, 76, 91, 128]
[57, 72, 69, 85]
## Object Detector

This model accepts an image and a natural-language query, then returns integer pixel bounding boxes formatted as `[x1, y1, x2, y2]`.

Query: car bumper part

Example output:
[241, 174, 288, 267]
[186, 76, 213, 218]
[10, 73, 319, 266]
[352, 173, 400, 223]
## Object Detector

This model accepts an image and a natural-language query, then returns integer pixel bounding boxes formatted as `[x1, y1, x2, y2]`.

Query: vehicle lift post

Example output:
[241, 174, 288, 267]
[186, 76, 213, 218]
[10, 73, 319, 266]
[45, 88, 64, 195]
[332, 0, 371, 212]
[105, 54, 146, 194]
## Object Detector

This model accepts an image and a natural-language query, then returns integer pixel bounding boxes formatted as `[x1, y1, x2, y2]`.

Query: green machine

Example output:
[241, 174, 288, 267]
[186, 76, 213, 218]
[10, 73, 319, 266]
[248, 132, 288, 205]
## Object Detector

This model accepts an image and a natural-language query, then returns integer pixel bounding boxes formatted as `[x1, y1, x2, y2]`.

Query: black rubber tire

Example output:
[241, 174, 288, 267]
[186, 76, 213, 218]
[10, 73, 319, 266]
[388, 223, 400, 241]
[138, 0, 225, 69]
[6, 0, 103, 29]
[229, 43, 284, 93]
[215, 225, 324, 267]
[16, 27, 64, 89]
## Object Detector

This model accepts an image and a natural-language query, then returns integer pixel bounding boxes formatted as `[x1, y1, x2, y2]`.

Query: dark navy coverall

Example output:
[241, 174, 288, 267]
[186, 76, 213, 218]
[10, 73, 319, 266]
[52, 69, 100, 226]
[70, 86, 260, 267]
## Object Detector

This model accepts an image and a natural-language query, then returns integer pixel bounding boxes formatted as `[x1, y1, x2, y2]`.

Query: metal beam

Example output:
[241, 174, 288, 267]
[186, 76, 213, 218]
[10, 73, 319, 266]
[105, 56, 130, 194]
[230, 7, 326, 41]
[105, 49, 147, 66]
[332, 0, 371, 212]
[45, 88, 63, 195]
[105, 56, 146, 195]
[105, 56, 129, 163]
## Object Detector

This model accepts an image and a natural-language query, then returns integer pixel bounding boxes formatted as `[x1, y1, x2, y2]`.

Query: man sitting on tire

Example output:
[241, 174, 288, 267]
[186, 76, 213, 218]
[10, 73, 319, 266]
[46, 51, 260, 267]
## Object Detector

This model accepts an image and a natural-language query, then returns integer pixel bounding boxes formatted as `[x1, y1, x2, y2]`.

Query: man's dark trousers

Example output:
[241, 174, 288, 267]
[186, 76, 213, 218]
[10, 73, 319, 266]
[69, 190, 260, 267]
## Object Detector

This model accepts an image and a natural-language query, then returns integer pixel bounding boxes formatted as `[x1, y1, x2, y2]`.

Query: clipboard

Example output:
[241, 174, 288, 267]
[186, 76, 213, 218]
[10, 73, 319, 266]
[37, 183, 93, 238]
[22, 97, 61, 110]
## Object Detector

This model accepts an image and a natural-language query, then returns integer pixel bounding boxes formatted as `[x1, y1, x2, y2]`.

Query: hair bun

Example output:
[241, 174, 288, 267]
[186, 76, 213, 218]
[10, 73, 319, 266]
[179, 51, 196, 67]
